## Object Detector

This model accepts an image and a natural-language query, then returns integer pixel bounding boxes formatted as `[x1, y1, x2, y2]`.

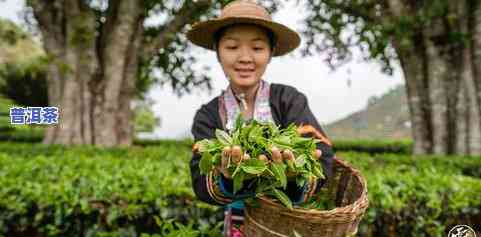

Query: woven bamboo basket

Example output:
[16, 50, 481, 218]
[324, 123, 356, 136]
[244, 157, 369, 237]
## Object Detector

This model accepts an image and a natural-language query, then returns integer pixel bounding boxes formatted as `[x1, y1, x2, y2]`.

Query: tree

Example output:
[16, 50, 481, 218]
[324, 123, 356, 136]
[301, 0, 481, 155]
[22, 0, 206, 146]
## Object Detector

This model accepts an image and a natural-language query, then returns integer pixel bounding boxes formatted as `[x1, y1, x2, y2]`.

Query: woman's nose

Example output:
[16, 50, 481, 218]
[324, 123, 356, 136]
[238, 47, 253, 63]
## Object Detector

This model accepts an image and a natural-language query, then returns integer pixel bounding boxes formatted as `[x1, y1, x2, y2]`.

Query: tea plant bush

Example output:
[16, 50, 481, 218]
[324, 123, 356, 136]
[332, 139, 412, 154]
[0, 142, 223, 236]
[0, 141, 479, 236]
[340, 152, 481, 236]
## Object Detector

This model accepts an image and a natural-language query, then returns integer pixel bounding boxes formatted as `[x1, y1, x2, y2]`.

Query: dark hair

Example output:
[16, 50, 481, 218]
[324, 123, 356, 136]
[213, 23, 277, 53]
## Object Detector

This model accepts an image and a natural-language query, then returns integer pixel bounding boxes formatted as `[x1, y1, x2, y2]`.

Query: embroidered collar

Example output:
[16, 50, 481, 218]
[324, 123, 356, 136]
[220, 80, 274, 131]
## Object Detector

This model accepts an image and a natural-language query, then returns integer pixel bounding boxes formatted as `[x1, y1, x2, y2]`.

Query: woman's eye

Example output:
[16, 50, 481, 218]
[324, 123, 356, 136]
[253, 47, 265, 51]
[226, 46, 237, 50]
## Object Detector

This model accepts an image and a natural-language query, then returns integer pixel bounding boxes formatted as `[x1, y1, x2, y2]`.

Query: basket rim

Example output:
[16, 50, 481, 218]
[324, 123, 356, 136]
[250, 156, 369, 216]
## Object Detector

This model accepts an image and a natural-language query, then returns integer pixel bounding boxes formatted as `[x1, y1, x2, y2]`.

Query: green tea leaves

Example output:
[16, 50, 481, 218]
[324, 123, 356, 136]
[233, 170, 245, 194]
[197, 139, 214, 153]
[295, 154, 307, 168]
[296, 176, 306, 188]
[195, 114, 325, 209]
[215, 129, 232, 146]
[241, 159, 267, 175]
[273, 188, 293, 209]
[313, 166, 325, 179]
[234, 114, 244, 132]
[248, 126, 264, 143]
[199, 153, 213, 174]
[271, 163, 287, 189]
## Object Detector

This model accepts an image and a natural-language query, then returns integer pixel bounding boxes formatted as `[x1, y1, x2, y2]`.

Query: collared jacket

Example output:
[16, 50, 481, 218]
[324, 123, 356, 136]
[190, 83, 334, 206]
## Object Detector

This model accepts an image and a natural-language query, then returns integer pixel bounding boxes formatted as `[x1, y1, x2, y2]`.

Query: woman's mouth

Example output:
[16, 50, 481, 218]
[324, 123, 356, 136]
[235, 68, 255, 78]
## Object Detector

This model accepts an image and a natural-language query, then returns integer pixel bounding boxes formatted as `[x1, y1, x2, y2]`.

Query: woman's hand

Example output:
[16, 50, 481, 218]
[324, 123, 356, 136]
[272, 147, 322, 162]
[219, 145, 248, 179]
[272, 146, 322, 177]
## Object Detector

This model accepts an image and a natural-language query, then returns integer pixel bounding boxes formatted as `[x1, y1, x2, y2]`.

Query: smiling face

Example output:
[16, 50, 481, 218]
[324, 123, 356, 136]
[217, 24, 272, 91]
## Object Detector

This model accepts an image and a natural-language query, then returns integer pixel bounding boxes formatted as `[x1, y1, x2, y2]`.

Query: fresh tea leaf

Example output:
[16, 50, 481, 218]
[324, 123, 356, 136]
[233, 171, 245, 194]
[197, 139, 214, 153]
[295, 154, 307, 168]
[232, 163, 242, 177]
[273, 188, 292, 209]
[234, 114, 244, 132]
[270, 163, 287, 189]
[241, 159, 267, 175]
[199, 153, 213, 174]
[215, 129, 232, 146]
[296, 176, 306, 188]
[312, 166, 325, 179]
[273, 135, 291, 147]
[248, 126, 263, 143]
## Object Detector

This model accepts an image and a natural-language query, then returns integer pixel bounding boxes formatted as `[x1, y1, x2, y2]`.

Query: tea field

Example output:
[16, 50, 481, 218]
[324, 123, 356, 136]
[0, 141, 480, 236]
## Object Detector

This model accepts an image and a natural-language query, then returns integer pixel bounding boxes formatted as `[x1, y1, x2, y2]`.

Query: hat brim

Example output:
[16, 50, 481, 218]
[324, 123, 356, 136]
[187, 17, 301, 57]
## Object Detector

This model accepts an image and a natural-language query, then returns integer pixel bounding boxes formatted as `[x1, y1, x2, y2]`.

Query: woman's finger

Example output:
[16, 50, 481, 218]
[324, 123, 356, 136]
[231, 145, 243, 164]
[312, 149, 322, 160]
[258, 154, 268, 163]
[271, 146, 282, 163]
[286, 171, 296, 177]
[220, 146, 232, 174]
[221, 154, 228, 169]
[222, 146, 231, 166]
[222, 146, 231, 157]
[282, 149, 294, 162]
[242, 153, 250, 161]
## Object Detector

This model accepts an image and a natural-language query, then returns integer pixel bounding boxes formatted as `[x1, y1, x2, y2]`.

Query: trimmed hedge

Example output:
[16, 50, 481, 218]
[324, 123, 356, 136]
[340, 152, 481, 236]
[0, 126, 44, 143]
[0, 142, 480, 236]
[1, 132, 415, 156]
[136, 138, 415, 155]
[135, 139, 415, 155]
[0, 142, 223, 236]
[332, 139, 412, 154]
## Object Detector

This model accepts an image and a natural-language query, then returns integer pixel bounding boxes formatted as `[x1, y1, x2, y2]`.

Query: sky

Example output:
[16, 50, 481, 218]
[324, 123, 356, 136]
[1, 0, 405, 139]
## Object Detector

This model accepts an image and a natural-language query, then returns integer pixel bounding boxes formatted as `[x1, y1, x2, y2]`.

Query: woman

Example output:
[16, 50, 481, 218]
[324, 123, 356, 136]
[187, 1, 334, 236]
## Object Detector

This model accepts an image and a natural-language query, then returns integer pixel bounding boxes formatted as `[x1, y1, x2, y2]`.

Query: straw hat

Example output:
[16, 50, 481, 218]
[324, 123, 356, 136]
[186, 0, 301, 57]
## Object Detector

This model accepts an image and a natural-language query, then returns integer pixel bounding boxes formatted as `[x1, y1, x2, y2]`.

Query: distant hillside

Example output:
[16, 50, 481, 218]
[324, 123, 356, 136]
[325, 84, 412, 140]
